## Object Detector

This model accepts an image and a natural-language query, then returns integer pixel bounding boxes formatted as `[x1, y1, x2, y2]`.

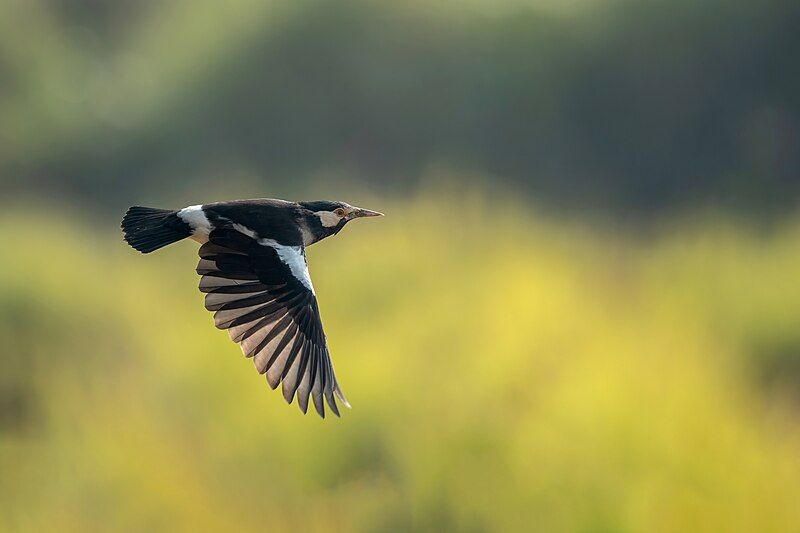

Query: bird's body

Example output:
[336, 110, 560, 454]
[121, 198, 383, 418]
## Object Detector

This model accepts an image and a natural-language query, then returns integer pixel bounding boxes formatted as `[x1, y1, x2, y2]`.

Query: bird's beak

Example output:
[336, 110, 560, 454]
[350, 207, 384, 219]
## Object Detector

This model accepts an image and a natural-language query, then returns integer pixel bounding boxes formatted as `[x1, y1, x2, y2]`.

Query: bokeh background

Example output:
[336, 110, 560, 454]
[2, 0, 800, 531]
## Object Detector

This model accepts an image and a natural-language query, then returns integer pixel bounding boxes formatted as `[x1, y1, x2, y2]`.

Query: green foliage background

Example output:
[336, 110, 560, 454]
[1, 0, 798, 213]
[2, 0, 800, 531]
[2, 194, 800, 531]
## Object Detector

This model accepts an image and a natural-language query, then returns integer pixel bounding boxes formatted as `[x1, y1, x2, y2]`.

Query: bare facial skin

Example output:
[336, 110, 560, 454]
[315, 204, 384, 227]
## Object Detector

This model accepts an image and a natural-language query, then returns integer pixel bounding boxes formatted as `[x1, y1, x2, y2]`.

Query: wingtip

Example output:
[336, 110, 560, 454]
[325, 392, 341, 417]
[312, 395, 326, 418]
[282, 384, 296, 404]
[266, 373, 280, 390]
[298, 395, 310, 414]
[335, 389, 351, 409]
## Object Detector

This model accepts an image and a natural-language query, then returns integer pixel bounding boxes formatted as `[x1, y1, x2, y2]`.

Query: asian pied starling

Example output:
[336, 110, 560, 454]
[121, 199, 384, 418]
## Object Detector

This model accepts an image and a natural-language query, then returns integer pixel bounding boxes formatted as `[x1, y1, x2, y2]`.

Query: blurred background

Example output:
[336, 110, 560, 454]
[1, 0, 800, 531]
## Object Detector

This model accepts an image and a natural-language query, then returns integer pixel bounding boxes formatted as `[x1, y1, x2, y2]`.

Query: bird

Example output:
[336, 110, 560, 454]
[121, 198, 383, 418]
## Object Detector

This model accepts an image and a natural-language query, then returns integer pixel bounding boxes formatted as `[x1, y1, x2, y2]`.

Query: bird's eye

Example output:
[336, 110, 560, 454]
[334, 208, 346, 217]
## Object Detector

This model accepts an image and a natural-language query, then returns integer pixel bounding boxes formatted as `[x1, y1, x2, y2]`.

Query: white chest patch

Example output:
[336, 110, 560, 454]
[178, 205, 212, 242]
[258, 238, 315, 294]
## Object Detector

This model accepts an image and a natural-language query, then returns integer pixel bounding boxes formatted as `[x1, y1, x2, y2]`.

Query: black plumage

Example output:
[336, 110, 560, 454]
[121, 198, 383, 418]
[203, 199, 307, 246]
[121, 206, 191, 253]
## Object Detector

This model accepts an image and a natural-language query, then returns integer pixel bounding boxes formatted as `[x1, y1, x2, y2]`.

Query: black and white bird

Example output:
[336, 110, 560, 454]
[121, 199, 383, 418]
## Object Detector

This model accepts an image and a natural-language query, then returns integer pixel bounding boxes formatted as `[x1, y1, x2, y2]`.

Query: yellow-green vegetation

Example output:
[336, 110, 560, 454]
[2, 195, 800, 532]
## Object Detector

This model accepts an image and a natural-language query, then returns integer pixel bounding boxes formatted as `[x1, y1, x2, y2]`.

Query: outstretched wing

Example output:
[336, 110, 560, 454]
[196, 227, 349, 417]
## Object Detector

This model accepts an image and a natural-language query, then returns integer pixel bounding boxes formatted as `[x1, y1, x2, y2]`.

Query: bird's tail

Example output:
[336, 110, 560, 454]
[121, 206, 191, 253]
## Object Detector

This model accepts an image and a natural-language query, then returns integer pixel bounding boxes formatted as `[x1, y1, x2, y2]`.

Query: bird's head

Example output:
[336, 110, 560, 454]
[299, 200, 384, 243]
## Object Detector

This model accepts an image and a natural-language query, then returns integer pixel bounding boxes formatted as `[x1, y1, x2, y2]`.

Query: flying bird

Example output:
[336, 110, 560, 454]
[121, 199, 383, 418]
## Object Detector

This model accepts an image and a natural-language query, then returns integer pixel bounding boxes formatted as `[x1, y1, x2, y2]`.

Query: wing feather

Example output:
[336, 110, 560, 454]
[196, 227, 347, 417]
[311, 350, 325, 418]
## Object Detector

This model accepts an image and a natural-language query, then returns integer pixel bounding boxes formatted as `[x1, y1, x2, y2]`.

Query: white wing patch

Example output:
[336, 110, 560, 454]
[226, 223, 315, 294]
[258, 238, 315, 294]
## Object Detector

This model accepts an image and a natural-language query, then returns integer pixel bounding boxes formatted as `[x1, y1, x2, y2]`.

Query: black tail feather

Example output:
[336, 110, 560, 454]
[121, 206, 191, 253]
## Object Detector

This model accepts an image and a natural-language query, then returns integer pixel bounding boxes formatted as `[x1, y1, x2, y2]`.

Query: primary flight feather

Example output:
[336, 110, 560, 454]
[121, 198, 383, 418]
